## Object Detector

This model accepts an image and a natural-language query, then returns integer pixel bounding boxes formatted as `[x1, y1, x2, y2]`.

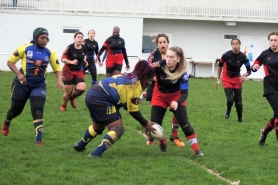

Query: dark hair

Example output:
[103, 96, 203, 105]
[151, 33, 170, 46]
[125, 60, 155, 89]
[268, 32, 278, 40]
[231, 38, 241, 45]
[74, 31, 83, 38]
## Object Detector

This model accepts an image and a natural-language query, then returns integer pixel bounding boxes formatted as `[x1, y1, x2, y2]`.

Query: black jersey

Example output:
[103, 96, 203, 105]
[62, 43, 86, 71]
[84, 39, 99, 61]
[151, 60, 189, 93]
[219, 50, 250, 77]
[254, 48, 278, 76]
[148, 48, 162, 64]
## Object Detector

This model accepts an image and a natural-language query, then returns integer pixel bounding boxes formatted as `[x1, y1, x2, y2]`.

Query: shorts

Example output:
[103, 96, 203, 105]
[62, 69, 85, 85]
[85, 84, 121, 124]
[11, 79, 46, 100]
[222, 75, 241, 89]
[106, 53, 124, 73]
[151, 86, 186, 109]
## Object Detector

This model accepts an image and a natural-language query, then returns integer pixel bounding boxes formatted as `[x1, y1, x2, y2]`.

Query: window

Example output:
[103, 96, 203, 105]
[142, 35, 156, 53]
[62, 28, 80, 34]
[224, 34, 238, 40]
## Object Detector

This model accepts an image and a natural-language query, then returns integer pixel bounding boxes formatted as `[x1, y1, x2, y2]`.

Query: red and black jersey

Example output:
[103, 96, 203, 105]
[253, 48, 278, 76]
[83, 39, 99, 61]
[62, 43, 86, 71]
[98, 36, 129, 64]
[151, 60, 189, 93]
[219, 50, 250, 78]
[147, 48, 162, 64]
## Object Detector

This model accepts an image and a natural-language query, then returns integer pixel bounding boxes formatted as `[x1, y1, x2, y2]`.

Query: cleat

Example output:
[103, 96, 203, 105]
[195, 149, 204, 157]
[238, 120, 243, 123]
[225, 109, 231, 119]
[2, 123, 10, 136]
[60, 104, 67, 111]
[170, 135, 185, 147]
[70, 98, 77, 108]
[259, 129, 267, 146]
[225, 111, 230, 119]
[88, 153, 102, 158]
[146, 137, 155, 145]
[73, 143, 86, 152]
[36, 140, 42, 145]
[159, 144, 167, 152]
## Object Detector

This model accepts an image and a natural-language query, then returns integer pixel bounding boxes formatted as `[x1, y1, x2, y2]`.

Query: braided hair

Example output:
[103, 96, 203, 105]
[124, 60, 155, 89]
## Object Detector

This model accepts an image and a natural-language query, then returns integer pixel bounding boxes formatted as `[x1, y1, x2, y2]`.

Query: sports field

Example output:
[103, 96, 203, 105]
[0, 71, 276, 185]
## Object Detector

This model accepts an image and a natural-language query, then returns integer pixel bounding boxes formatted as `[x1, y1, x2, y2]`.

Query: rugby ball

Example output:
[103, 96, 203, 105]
[145, 123, 165, 140]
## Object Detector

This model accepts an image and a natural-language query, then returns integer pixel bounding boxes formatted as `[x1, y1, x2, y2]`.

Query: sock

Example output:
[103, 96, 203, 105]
[4, 118, 12, 125]
[78, 125, 98, 148]
[34, 119, 43, 141]
[92, 80, 96, 85]
[159, 138, 167, 145]
[264, 118, 274, 135]
[171, 116, 179, 138]
[91, 130, 116, 156]
[186, 133, 200, 153]
[70, 89, 85, 100]
[275, 118, 278, 141]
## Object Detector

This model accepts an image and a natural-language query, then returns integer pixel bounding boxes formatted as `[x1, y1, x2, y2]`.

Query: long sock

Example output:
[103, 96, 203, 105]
[171, 116, 179, 138]
[91, 130, 117, 156]
[70, 89, 85, 100]
[159, 138, 167, 145]
[92, 80, 96, 85]
[274, 118, 278, 141]
[186, 133, 200, 153]
[4, 118, 12, 125]
[78, 125, 98, 148]
[34, 119, 43, 141]
[264, 118, 274, 135]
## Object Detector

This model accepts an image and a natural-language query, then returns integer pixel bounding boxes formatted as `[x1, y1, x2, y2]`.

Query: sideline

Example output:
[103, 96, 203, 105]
[136, 130, 240, 185]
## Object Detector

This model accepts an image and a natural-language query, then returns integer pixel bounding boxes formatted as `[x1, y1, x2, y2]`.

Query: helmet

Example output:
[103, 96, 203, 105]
[32, 27, 48, 43]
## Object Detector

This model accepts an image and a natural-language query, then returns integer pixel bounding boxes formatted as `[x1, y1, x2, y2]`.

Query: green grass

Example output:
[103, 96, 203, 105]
[0, 71, 276, 185]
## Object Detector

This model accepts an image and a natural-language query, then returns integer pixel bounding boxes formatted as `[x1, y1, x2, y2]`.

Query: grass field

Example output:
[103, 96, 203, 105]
[0, 71, 277, 185]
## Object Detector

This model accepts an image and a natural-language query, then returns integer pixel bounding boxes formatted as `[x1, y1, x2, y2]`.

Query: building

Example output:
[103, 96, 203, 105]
[0, 0, 277, 78]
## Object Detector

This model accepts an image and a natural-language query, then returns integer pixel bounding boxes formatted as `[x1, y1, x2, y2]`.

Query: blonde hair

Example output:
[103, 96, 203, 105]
[163, 46, 187, 82]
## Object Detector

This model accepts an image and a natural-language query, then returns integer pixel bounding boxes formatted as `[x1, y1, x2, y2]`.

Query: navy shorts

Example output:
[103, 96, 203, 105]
[11, 79, 46, 100]
[85, 84, 121, 124]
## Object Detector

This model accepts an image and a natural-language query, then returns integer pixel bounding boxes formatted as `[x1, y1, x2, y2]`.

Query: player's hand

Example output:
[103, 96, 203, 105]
[239, 75, 246, 83]
[252, 64, 260, 71]
[72, 59, 78, 65]
[98, 62, 103, 67]
[215, 79, 220, 89]
[170, 101, 178, 111]
[144, 121, 156, 133]
[84, 61, 89, 67]
[57, 81, 65, 91]
[17, 74, 27, 86]
[125, 63, 130, 71]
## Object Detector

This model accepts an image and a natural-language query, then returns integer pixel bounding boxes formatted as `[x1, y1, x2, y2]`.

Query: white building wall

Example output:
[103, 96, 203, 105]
[0, 12, 277, 78]
[144, 19, 275, 78]
[0, 13, 143, 73]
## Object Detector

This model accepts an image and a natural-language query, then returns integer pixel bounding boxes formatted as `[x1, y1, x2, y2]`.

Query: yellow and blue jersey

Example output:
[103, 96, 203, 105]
[100, 75, 143, 112]
[9, 43, 61, 86]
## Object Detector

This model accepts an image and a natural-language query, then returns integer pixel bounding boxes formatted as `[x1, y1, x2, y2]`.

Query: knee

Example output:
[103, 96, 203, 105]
[180, 122, 195, 136]
[110, 125, 124, 140]
[75, 89, 85, 96]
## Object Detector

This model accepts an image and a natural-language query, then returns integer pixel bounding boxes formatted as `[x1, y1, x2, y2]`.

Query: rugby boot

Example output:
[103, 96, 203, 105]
[2, 123, 10, 136]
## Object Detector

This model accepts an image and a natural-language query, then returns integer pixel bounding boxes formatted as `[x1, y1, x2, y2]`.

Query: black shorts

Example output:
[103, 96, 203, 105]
[263, 76, 278, 97]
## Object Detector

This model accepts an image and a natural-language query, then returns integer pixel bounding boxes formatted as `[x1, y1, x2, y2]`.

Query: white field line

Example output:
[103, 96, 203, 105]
[136, 130, 240, 185]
